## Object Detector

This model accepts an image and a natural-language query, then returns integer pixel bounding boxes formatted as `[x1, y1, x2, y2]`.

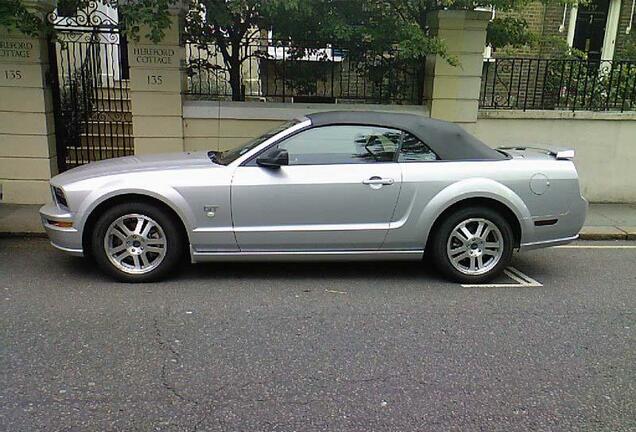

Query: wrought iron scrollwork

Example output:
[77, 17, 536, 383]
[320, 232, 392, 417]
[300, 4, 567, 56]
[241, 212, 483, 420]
[55, 30, 120, 44]
[47, 1, 120, 32]
[492, 58, 513, 109]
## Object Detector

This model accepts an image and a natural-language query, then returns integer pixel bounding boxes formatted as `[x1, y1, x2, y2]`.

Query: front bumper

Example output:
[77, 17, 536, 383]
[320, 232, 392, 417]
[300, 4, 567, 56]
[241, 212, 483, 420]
[39, 203, 84, 256]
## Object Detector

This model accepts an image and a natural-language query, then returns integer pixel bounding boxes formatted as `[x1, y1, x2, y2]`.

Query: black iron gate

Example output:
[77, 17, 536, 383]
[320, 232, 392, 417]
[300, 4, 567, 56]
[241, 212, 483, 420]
[47, 2, 133, 172]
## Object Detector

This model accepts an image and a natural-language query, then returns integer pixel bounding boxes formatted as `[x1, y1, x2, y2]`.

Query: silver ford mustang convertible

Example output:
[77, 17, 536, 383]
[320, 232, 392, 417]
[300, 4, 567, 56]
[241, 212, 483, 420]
[40, 111, 587, 283]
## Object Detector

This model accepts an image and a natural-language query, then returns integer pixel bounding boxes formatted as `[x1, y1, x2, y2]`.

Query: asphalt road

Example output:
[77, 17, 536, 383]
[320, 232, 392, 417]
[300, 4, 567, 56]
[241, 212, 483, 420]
[1, 238, 635, 432]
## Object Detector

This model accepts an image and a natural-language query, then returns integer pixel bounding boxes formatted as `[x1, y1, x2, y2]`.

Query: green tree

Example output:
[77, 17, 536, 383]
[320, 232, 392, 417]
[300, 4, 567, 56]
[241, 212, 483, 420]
[0, 0, 44, 37]
[487, 17, 533, 50]
[1, 0, 564, 101]
[185, 0, 281, 101]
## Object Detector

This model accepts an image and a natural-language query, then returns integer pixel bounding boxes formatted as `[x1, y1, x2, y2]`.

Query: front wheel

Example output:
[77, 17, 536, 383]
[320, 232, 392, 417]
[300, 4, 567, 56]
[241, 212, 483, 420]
[431, 207, 514, 284]
[91, 202, 184, 282]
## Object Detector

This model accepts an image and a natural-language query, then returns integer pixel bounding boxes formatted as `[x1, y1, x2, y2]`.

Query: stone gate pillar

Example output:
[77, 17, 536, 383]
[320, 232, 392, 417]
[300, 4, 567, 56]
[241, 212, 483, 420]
[423, 10, 491, 125]
[127, 3, 187, 155]
[0, 0, 57, 204]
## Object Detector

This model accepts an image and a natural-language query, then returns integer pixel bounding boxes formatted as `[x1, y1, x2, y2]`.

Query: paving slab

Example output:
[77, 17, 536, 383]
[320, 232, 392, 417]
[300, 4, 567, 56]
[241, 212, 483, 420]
[620, 226, 636, 240]
[588, 203, 636, 225]
[578, 226, 627, 240]
[582, 209, 618, 226]
[0, 204, 45, 235]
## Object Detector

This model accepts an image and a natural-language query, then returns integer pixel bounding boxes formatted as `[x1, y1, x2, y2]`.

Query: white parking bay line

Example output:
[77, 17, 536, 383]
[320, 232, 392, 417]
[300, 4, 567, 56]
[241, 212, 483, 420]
[555, 245, 636, 249]
[506, 266, 543, 287]
[461, 266, 543, 288]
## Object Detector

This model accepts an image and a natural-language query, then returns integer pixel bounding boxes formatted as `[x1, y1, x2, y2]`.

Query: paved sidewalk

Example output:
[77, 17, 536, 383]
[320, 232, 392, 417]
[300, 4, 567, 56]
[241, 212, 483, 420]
[1, 204, 44, 236]
[579, 203, 636, 240]
[1, 202, 635, 239]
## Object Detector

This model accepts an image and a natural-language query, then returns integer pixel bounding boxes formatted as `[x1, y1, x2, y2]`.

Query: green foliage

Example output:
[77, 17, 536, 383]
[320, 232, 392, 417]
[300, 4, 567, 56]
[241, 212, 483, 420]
[545, 61, 636, 110]
[266, 0, 456, 64]
[0, 0, 555, 59]
[0, 0, 43, 37]
[496, 34, 588, 60]
[59, 59, 95, 147]
[621, 35, 636, 60]
[276, 60, 332, 96]
[536, 35, 587, 59]
[181, 0, 563, 100]
[0, 0, 176, 43]
[118, 0, 174, 43]
[487, 17, 532, 49]
[57, 0, 82, 17]
[184, 0, 276, 100]
[0, 0, 568, 102]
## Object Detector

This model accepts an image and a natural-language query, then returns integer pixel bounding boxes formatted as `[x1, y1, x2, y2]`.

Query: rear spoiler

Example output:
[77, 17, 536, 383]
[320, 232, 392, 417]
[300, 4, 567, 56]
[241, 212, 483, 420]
[555, 149, 575, 160]
[498, 146, 575, 160]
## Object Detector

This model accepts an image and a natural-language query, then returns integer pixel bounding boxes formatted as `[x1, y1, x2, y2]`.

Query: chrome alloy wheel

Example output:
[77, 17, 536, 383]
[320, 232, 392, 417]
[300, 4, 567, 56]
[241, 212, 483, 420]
[103, 213, 167, 275]
[446, 217, 504, 276]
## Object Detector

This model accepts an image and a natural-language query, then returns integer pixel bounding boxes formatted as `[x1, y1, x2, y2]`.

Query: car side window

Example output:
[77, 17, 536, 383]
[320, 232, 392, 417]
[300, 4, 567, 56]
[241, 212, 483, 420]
[398, 133, 439, 162]
[270, 125, 401, 165]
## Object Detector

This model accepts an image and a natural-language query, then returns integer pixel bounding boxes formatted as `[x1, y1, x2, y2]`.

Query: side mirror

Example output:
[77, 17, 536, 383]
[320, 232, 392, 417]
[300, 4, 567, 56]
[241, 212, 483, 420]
[256, 149, 289, 168]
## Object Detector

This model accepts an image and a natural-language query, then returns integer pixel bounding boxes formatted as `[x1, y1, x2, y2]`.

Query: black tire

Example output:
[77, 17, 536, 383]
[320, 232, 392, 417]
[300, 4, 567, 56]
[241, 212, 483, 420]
[91, 202, 185, 282]
[431, 206, 514, 284]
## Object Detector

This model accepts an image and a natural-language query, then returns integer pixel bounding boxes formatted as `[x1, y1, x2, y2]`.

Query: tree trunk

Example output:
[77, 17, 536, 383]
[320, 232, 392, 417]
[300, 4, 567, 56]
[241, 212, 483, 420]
[229, 41, 244, 101]
[229, 64, 243, 101]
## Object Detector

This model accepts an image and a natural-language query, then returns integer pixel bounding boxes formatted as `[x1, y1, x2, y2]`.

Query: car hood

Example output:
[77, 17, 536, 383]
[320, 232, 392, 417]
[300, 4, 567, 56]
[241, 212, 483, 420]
[52, 151, 216, 186]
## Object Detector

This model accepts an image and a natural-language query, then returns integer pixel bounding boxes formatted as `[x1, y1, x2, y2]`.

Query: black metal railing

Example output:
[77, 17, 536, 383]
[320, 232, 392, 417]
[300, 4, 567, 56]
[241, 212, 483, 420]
[480, 58, 636, 112]
[185, 38, 425, 105]
[49, 32, 133, 170]
[47, 1, 133, 171]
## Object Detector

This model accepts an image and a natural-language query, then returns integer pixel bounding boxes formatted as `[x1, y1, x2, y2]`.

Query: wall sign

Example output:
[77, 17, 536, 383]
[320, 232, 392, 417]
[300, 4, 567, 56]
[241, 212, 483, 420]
[129, 45, 183, 91]
[0, 39, 36, 62]
[0, 64, 43, 87]
[131, 47, 179, 67]
[146, 74, 163, 86]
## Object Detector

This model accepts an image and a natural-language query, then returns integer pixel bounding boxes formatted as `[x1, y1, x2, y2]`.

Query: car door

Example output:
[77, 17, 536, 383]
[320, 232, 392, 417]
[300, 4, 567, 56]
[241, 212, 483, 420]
[231, 125, 403, 251]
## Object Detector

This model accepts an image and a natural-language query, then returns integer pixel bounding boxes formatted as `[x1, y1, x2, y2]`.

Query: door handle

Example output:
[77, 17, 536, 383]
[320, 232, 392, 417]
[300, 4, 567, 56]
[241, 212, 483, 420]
[363, 177, 394, 186]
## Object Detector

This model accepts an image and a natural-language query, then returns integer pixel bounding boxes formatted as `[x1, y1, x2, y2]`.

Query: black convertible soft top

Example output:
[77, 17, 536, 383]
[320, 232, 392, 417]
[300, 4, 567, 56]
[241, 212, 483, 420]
[306, 111, 505, 161]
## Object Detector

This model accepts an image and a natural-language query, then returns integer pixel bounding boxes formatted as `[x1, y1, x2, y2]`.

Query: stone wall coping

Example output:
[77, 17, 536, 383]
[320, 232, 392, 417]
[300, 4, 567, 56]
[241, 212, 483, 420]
[426, 10, 492, 30]
[478, 110, 636, 121]
[183, 101, 430, 120]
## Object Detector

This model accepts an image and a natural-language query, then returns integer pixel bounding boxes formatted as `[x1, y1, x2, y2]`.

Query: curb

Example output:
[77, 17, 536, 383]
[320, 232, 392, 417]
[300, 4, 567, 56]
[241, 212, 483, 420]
[579, 226, 635, 241]
[578, 232, 632, 241]
[0, 232, 47, 238]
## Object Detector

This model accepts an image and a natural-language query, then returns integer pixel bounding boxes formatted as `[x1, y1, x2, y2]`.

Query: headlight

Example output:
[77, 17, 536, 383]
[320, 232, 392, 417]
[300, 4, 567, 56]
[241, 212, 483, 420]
[52, 186, 68, 208]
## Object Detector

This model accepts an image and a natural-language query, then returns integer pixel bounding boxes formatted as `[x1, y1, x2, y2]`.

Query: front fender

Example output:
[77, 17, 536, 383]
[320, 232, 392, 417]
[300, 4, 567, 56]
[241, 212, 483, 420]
[73, 178, 197, 242]
[417, 178, 535, 247]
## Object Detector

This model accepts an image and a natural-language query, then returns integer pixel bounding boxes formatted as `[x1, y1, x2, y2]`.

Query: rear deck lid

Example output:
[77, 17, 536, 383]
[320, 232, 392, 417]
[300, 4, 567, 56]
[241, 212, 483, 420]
[498, 146, 575, 161]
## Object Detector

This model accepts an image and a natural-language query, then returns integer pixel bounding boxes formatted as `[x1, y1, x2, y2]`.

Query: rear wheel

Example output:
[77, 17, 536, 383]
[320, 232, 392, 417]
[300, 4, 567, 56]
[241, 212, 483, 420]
[91, 202, 184, 282]
[431, 206, 514, 284]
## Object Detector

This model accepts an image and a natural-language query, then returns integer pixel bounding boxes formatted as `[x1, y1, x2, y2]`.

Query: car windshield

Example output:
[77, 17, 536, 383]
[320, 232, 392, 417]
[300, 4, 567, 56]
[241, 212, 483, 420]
[211, 119, 301, 165]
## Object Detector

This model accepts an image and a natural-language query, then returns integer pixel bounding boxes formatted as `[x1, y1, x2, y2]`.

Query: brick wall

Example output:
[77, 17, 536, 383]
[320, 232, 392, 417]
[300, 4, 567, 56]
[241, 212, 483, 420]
[541, 4, 570, 39]
[615, 0, 636, 58]
[494, 1, 635, 60]
[493, 2, 572, 57]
